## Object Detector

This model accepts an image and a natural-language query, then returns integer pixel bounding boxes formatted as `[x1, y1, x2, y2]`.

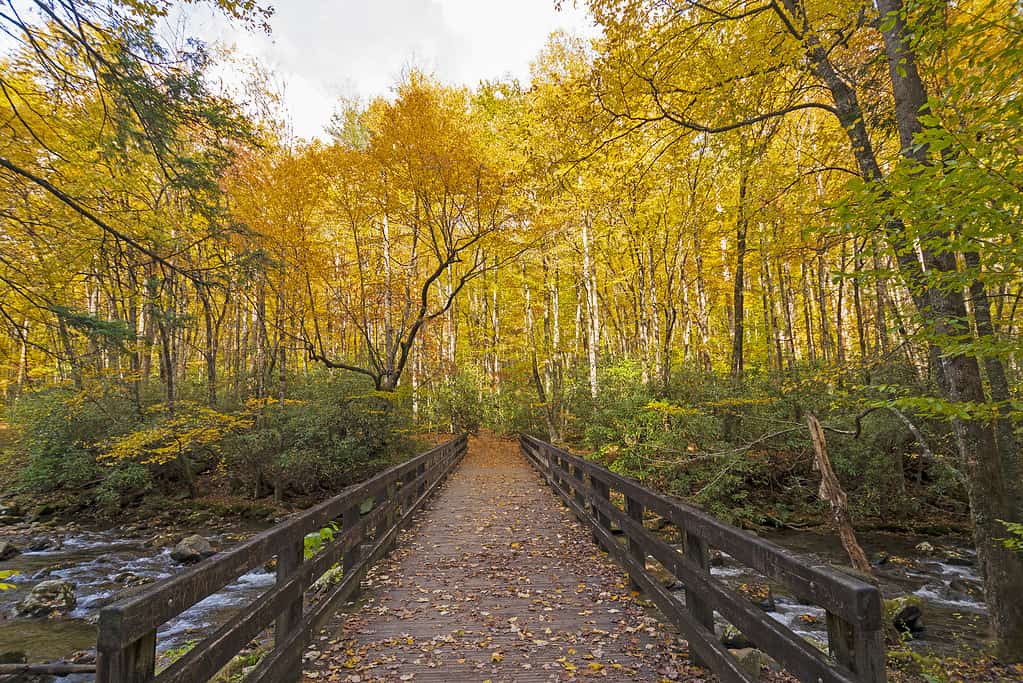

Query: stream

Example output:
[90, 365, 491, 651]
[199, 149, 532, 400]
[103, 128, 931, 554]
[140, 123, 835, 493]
[0, 520, 990, 680]
[0, 522, 275, 680]
[700, 529, 989, 656]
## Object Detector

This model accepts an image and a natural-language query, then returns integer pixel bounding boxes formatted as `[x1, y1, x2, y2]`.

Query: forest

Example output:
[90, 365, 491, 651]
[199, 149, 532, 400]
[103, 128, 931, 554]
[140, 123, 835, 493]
[0, 0, 1021, 680]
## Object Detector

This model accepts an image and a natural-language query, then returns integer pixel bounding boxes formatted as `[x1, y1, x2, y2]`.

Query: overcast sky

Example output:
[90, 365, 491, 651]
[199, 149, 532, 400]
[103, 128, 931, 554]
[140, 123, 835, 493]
[182, 0, 598, 139]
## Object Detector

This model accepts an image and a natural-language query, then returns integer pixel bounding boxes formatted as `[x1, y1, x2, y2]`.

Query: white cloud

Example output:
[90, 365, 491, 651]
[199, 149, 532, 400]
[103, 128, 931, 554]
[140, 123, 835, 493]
[182, 0, 597, 139]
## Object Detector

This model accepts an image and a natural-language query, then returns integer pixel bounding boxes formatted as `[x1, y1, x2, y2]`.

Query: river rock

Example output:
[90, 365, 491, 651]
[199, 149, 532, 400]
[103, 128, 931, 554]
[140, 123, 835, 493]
[144, 532, 179, 549]
[171, 534, 215, 564]
[720, 624, 755, 649]
[0, 504, 24, 526]
[114, 571, 155, 588]
[940, 549, 974, 567]
[31, 560, 74, 580]
[728, 648, 764, 679]
[16, 579, 76, 616]
[947, 577, 984, 601]
[738, 582, 776, 612]
[0, 541, 20, 560]
[914, 541, 935, 554]
[893, 604, 924, 635]
[26, 538, 53, 552]
[0, 650, 27, 664]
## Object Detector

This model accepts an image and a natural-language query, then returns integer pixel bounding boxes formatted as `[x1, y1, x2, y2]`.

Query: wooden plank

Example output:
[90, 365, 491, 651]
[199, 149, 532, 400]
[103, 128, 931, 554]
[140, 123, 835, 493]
[246, 439, 466, 683]
[591, 475, 611, 551]
[828, 612, 886, 683]
[96, 629, 155, 683]
[626, 495, 646, 590]
[684, 530, 714, 668]
[342, 503, 361, 601]
[523, 436, 881, 629]
[154, 501, 394, 683]
[275, 539, 304, 646]
[571, 463, 587, 523]
[586, 484, 858, 683]
[273, 537, 304, 683]
[537, 462, 755, 683]
[525, 438, 877, 683]
[99, 439, 463, 649]
[157, 441, 467, 683]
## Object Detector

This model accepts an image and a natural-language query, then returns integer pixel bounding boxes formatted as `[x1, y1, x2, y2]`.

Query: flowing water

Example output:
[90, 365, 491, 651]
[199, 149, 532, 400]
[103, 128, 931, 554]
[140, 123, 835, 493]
[0, 523, 275, 679]
[696, 529, 989, 656]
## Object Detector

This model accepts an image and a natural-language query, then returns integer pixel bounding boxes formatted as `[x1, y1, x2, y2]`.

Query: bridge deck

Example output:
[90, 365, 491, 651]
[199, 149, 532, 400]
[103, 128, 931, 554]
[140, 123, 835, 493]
[301, 435, 703, 682]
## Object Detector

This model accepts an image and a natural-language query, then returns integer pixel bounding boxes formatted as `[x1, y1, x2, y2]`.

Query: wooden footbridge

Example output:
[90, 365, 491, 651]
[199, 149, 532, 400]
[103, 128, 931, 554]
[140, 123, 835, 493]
[94, 434, 885, 683]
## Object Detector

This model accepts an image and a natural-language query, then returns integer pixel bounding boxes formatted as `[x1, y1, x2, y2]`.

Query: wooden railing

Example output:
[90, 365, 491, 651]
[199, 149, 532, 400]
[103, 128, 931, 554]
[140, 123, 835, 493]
[520, 435, 885, 683]
[97, 434, 468, 683]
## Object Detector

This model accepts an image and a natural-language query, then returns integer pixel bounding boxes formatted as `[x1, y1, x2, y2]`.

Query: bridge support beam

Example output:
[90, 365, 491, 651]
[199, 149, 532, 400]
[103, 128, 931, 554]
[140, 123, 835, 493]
[343, 504, 362, 601]
[274, 537, 304, 683]
[591, 476, 612, 551]
[96, 630, 155, 683]
[683, 531, 714, 667]
[625, 497, 646, 591]
[827, 611, 886, 683]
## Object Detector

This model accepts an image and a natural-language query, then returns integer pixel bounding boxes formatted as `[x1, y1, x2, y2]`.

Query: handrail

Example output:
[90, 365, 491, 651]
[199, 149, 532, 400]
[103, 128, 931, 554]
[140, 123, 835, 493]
[520, 435, 885, 683]
[96, 434, 468, 683]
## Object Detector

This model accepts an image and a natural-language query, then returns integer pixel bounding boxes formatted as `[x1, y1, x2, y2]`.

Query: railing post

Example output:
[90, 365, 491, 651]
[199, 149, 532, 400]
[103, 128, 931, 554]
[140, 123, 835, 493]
[416, 461, 427, 498]
[376, 481, 397, 548]
[571, 463, 587, 522]
[827, 611, 886, 683]
[399, 467, 415, 520]
[590, 475, 611, 551]
[343, 503, 362, 599]
[683, 530, 714, 667]
[625, 496, 646, 590]
[96, 630, 156, 683]
[274, 537, 304, 683]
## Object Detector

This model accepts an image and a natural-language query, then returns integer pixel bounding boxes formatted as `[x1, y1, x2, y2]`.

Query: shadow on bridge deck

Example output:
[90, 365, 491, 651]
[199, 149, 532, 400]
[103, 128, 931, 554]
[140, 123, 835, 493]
[301, 434, 706, 682]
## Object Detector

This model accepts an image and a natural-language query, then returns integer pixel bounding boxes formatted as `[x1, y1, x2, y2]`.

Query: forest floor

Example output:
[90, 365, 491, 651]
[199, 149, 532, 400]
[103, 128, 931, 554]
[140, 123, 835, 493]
[300, 433, 795, 682]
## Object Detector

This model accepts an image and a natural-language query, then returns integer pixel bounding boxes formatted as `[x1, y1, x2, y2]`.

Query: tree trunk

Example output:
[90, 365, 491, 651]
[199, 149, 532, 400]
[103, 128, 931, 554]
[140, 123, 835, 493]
[581, 217, 600, 398]
[730, 169, 748, 379]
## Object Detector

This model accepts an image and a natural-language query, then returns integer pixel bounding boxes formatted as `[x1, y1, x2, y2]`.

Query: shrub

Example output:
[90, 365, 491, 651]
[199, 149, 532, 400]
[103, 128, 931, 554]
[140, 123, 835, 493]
[8, 386, 133, 492]
[94, 463, 154, 510]
[426, 373, 484, 434]
[220, 370, 415, 498]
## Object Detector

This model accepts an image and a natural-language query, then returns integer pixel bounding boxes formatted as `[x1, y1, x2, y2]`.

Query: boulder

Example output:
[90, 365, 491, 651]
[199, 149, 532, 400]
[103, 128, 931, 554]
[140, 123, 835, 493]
[0, 505, 24, 526]
[144, 532, 179, 549]
[16, 579, 76, 617]
[941, 549, 975, 567]
[738, 583, 776, 612]
[720, 624, 755, 649]
[893, 604, 924, 635]
[32, 560, 74, 580]
[171, 534, 215, 564]
[728, 648, 764, 679]
[947, 577, 984, 601]
[0, 541, 20, 560]
[0, 650, 27, 664]
[113, 571, 155, 588]
[914, 541, 935, 554]
[26, 538, 53, 552]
